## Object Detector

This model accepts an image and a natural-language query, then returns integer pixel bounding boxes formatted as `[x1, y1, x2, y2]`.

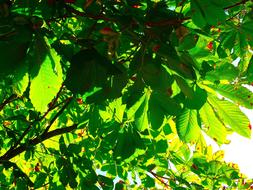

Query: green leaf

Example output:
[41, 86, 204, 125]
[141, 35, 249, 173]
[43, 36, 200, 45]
[29, 36, 63, 113]
[59, 136, 68, 155]
[208, 84, 253, 109]
[178, 33, 199, 51]
[155, 140, 168, 153]
[149, 91, 182, 129]
[97, 175, 114, 189]
[191, 0, 207, 27]
[142, 174, 155, 187]
[246, 56, 253, 82]
[0, 21, 32, 77]
[241, 21, 253, 38]
[68, 144, 81, 155]
[184, 85, 207, 109]
[134, 91, 150, 131]
[127, 91, 146, 119]
[65, 48, 120, 94]
[141, 63, 174, 91]
[157, 44, 196, 79]
[191, 0, 226, 27]
[208, 95, 251, 138]
[12, 63, 29, 96]
[175, 75, 194, 98]
[34, 172, 47, 189]
[113, 128, 142, 160]
[205, 63, 239, 81]
[199, 102, 227, 144]
[176, 109, 201, 143]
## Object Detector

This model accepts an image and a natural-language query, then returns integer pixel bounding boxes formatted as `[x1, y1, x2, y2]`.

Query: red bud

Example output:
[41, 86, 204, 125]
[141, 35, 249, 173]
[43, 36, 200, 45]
[207, 41, 213, 50]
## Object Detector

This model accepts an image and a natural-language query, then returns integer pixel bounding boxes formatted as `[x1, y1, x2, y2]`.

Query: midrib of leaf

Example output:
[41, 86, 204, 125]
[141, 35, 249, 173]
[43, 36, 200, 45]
[199, 102, 227, 144]
[176, 109, 200, 142]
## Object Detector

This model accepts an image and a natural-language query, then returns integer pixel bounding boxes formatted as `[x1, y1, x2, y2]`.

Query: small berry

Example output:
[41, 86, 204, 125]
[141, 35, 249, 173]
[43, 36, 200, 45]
[207, 41, 213, 50]
[249, 124, 252, 130]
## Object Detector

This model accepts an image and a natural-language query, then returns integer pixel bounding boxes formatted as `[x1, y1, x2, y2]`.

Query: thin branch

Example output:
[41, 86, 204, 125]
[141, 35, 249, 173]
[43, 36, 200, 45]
[224, 0, 250, 10]
[149, 171, 170, 187]
[0, 124, 78, 161]
[0, 94, 18, 111]
[144, 17, 191, 27]
[149, 171, 171, 180]
[3, 96, 72, 157]
[64, 4, 115, 22]
[42, 96, 73, 134]
[1, 161, 34, 186]
[39, 84, 64, 120]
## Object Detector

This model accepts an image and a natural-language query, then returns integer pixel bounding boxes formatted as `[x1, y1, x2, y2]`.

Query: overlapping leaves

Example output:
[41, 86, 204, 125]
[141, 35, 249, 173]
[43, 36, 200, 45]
[0, 0, 253, 189]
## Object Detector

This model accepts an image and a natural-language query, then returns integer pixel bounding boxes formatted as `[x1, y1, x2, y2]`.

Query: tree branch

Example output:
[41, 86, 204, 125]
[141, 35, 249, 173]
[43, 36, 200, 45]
[39, 84, 64, 120]
[42, 96, 73, 134]
[144, 17, 191, 27]
[2, 97, 72, 158]
[224, 0, 250, 10]
[149, 171, 170, 187]
[0, 94, 18, 111]
[0, 124, 78, 161]
[64, 4, 115, 22]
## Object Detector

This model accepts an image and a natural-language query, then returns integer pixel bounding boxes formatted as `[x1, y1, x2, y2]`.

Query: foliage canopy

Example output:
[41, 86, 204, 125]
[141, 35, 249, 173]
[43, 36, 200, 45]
[1, 0, 253, 189]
